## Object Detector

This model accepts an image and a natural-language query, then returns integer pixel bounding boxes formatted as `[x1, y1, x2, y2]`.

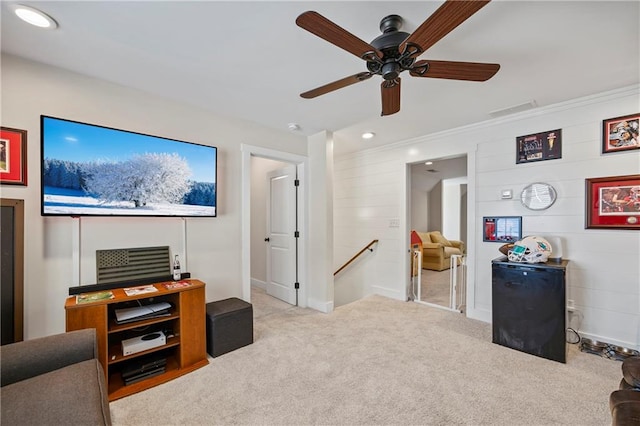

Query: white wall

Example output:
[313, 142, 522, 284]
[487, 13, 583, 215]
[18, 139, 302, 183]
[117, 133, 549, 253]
[334, 147, 409, 304]
[0, 54, 307, 339]
[442, 177, 466, 241]
[307, 131, 334, 312]
[334, 85, 640, 349]
[410, 189, 428, 232]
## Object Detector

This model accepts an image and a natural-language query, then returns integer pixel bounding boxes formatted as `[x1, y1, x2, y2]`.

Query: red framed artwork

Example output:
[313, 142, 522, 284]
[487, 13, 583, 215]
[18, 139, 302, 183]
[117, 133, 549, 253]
[0, 127, 27, 186]
[602, 113, 639, 154]
[585, 175, 640, 229]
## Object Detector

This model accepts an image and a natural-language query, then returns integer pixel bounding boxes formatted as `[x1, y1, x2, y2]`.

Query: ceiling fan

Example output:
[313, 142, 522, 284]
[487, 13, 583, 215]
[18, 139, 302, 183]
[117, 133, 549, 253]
[296, 0, 500, 116]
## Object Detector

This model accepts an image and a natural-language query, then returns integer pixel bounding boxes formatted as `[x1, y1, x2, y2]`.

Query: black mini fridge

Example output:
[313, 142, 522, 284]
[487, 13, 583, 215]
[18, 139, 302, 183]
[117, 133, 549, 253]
[492, 257, 568, 363]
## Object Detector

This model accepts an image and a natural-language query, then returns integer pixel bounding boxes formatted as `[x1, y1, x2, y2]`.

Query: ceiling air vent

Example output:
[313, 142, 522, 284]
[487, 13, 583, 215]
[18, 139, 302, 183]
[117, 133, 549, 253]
[96, 246, 170, 284]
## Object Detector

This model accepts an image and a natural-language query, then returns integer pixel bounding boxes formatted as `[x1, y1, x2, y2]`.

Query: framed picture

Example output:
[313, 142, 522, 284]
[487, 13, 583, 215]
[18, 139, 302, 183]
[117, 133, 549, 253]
[585, 174, 640, 229]
[483, 216, 522, 242]
[0, 127, 27, 186]
[602, 113, 639, 154]
[516, 129, 562, 164]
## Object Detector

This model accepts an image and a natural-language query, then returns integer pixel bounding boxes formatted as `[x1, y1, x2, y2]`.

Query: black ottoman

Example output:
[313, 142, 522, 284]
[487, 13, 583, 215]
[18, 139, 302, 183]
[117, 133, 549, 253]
[205, 297, 253, 358]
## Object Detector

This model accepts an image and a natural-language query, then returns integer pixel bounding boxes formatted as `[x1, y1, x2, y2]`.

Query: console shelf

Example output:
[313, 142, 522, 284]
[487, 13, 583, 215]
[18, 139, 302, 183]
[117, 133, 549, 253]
[108, 311, 180, 334]
[65, 279, 208, 401]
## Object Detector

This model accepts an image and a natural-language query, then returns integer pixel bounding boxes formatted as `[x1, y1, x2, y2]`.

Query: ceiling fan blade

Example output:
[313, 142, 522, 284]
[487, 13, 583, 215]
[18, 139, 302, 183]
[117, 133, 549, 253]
[300, 72, 373, 99]
[400, 0, 491, 57]
[410, 60, 500, 81]
[381, 79, 401, 116]
[296, 11, 382, 60]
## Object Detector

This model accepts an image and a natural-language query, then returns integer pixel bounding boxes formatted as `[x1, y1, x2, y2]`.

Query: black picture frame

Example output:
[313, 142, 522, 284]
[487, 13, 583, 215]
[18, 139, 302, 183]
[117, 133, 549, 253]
[483, 216, 522, 242]
[516, 129, 562, 164]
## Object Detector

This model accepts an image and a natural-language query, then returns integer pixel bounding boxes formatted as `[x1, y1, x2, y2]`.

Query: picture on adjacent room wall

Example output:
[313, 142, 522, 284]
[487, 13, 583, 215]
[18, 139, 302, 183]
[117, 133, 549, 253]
[602, 113, 639, 154]
[585, 174, 640, 230]
[0, 126, 27, 186]
[483, 216, 522, 242]
[516, 129, 562, 164]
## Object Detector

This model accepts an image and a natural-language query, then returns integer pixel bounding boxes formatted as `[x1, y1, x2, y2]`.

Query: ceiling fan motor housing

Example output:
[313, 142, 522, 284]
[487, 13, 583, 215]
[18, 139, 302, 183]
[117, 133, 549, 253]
[296, 2, 500, 116]
[368, 15, 413, 80]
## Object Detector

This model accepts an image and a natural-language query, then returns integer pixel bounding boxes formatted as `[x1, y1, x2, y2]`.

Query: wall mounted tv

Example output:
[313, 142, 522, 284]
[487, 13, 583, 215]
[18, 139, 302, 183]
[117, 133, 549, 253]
[41, 115, 217, 217]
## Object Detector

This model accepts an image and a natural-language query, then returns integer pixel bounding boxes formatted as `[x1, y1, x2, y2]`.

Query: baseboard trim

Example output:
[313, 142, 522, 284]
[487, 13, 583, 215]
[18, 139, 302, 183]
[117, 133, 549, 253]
[466, 306, 491, 323]
[251, 278, 266, 290]
[372, 285, 404, 301]
[308, 298, 333, 313]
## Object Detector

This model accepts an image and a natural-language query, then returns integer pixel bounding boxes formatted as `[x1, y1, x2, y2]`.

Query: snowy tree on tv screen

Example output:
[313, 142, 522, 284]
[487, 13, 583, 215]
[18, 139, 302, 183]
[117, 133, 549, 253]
[83, 153, 192, 208]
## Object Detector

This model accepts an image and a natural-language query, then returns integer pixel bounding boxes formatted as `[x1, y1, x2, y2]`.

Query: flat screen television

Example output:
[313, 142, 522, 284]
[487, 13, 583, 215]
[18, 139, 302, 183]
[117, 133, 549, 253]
[41, 115, 217, 217]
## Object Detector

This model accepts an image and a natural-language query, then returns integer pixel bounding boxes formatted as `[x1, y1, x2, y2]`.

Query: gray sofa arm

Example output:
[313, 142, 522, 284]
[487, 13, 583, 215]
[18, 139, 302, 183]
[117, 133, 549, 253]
[1, 328, 97, 387]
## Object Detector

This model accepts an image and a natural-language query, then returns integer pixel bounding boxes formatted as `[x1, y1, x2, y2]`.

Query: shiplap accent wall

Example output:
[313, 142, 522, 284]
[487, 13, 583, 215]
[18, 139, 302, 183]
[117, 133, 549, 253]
[334, 85, 640, 349]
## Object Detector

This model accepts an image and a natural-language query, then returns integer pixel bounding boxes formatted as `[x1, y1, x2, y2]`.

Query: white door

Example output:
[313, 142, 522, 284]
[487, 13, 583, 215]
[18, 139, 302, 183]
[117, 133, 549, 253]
[266, 165, 297, 305]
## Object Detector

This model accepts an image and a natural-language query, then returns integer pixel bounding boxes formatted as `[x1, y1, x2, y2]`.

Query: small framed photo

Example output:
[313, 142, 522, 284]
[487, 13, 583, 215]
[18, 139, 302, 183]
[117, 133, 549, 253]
[0, 127, 27, 186]
[483, 216, 522, 242]
[585, 174, 640, 229]
[602, 113, 639, 154]
[516, 129, 562, 164]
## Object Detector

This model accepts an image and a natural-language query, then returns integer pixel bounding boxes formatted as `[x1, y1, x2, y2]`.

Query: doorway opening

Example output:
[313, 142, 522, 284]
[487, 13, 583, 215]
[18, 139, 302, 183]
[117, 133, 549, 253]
[241, 145, 308, 312]
[1, 198, 24, 344]
[408, 155, 468, 312]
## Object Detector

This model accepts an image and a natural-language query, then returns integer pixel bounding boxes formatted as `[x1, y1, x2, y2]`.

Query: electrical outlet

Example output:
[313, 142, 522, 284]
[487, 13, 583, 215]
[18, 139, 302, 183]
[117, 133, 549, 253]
[389, 218, 400, 228]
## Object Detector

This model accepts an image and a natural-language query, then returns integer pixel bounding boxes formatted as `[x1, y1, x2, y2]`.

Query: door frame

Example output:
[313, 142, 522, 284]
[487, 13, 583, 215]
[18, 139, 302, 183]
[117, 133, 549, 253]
[403, 149, 478, 318]
[1, 198, 24, 343]
[241, 144, 308, 307]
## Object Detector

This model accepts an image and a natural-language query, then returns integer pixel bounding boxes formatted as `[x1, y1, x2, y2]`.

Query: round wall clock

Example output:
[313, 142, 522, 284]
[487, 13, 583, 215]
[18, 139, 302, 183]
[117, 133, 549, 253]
[521, 182, 557, 210]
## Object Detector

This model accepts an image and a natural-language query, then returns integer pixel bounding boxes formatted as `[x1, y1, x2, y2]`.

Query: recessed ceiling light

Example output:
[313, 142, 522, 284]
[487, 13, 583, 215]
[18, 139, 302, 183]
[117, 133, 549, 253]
[11, 4, 58, 29]
[362, 132, 375, 140]
[425, 161, 433, 165]
[287, 123, 301, 132]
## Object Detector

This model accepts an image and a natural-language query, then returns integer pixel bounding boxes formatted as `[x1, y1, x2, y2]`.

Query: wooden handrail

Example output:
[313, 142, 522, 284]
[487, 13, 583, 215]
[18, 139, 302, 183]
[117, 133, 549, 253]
[334, 239, 379, 276]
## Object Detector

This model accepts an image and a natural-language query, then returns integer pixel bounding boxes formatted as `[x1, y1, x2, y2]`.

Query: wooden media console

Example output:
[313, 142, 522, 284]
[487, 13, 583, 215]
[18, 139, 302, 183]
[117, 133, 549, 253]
[65, 279, 208, 401]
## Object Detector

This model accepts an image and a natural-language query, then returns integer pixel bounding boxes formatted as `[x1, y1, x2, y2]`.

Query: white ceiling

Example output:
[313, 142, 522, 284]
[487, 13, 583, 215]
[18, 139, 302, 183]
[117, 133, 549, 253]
[1, 1, 639, 156]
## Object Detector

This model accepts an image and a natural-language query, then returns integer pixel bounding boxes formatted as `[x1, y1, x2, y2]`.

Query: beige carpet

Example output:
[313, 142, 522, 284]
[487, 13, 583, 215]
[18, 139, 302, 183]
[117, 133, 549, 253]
[419, 269, 451, 307]
[110, 289, 621, 425]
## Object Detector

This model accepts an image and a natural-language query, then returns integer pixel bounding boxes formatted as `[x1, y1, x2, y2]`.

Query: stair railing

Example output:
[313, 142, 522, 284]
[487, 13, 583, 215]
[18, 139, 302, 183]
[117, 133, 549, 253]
[334, 239, 379, 276]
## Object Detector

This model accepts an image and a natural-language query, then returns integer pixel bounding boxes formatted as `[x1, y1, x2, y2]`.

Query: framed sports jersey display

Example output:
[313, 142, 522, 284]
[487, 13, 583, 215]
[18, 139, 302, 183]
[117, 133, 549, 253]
[585, 174, 640, 230]
[0, 127, 27, 186]
[602, 113, 639, 154]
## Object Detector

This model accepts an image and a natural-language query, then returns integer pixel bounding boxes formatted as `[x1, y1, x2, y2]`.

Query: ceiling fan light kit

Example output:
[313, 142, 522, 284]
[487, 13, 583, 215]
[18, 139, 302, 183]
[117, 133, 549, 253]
[296, 0, 500, 116]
